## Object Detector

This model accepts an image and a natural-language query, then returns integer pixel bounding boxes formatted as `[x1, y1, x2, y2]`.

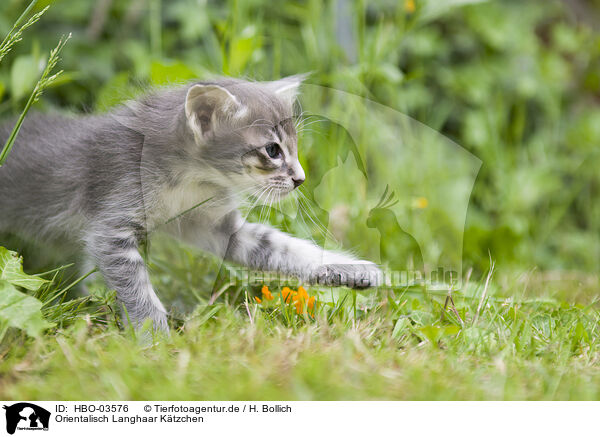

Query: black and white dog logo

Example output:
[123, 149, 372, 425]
[3, 403, 50, 434]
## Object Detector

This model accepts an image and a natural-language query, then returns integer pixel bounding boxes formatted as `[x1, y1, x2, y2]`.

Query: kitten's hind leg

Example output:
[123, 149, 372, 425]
[84, 226, 168, 333]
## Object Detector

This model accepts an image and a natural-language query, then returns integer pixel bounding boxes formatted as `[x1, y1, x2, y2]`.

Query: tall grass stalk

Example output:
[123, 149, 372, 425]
[0, 33, 70, 166]
[0, 0, 46, 64]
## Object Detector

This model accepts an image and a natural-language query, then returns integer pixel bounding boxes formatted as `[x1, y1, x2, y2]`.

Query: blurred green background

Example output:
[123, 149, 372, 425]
[1, 0, 599, 276]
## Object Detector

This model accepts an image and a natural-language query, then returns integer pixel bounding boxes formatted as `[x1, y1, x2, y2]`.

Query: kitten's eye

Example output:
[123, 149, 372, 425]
[265, 143, 282, 159]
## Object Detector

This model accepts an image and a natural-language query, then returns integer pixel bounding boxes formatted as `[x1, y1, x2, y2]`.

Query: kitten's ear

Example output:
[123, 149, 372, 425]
[266, 73, 309, 106]
[185, 84, 243, 139]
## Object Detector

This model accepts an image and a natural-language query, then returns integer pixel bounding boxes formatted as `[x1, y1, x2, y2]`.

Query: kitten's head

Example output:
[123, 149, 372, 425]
[183, 76, 306, 199]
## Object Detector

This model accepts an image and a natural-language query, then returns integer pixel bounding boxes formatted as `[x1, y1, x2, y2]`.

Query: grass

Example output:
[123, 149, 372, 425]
[1, 239, 599, 401]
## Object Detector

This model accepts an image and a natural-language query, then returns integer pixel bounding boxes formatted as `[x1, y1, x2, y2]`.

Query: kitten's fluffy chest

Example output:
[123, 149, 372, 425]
[149, 180, 234, 228]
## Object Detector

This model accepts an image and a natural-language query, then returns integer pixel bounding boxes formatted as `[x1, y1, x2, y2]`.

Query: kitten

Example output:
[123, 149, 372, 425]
[0, 76, 381, 331]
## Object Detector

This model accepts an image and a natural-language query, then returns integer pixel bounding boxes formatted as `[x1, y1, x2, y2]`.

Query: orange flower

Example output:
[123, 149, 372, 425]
[297, 286, 309, 300]
[281, 287, 294, 303]
[294, 298, 304, 314]
[256, 285, 317, 313]
[404, 0, 415, 13]
[261, 285, 274, 300]
[277, 285, 318, 315]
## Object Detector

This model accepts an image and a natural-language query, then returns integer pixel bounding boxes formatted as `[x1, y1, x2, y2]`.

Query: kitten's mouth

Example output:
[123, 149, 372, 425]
[270, 183, 295, 196]
[246, 184, 293, 205]
[272, 186, 294, 198]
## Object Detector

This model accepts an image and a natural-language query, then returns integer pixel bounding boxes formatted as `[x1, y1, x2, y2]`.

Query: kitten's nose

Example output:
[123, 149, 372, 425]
[291, 163, 305, 188]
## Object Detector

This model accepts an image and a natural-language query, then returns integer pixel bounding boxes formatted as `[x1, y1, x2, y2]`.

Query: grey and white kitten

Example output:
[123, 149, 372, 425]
[0, 76, 381, 331]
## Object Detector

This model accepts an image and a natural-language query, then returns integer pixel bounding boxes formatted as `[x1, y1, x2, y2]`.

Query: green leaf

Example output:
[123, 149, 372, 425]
[228, 26, 261, 75]
[420, 0, 489, 23]
[392, 317, 411, 339]
[0, 280, 54, 337]
[150, 60, 196, 86]
[0, 246, 47, 291]
[10, 54, 41, 101]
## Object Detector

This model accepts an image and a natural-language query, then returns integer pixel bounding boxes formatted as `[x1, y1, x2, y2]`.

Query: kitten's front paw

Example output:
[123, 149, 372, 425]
[310, 262, 382, 289]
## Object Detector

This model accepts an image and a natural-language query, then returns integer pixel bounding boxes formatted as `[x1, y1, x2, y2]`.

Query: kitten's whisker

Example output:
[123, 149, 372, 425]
[296, 199, 320, 245]
[275, 190, 283, 212]
[299, 202, 332, 246]
[294, 113, 319, 124]
[296, 191, 337, 243]
[296, 126, 320, 134]
[243, 186, 269, 222]
[265, 188, 275, 224]
[257, 192, 267, 224]
[295, 120, 322, 132]
[257, 189, 269, 224]
[301, 202, 336, 243]
[298, 118, 322, 128]
[296, 128, 319, 136]
[239, 189, 263, 210]
[256, 186, 274, 223]
[262, 187, 275, 224]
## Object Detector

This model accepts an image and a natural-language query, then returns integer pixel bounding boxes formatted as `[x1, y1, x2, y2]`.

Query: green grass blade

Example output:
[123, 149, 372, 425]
[0, 33, 70, 166]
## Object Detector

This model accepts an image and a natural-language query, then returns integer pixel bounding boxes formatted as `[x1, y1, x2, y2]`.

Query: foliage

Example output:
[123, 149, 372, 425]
[0, 245, 113, 344]
[0, 247, 51, 339]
